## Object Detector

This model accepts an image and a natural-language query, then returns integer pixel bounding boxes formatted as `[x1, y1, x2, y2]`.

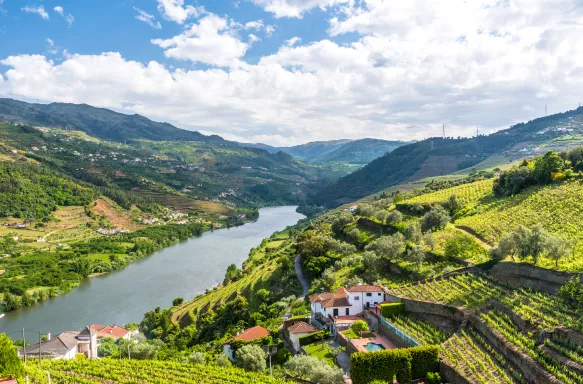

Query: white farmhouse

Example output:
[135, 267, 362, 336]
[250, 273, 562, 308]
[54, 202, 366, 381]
[309, 284, 386, 331]
[286, 321, 320, 352]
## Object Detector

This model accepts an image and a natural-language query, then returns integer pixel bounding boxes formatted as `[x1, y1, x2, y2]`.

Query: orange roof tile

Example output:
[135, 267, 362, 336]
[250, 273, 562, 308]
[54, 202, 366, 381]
[225, 325, 270, 344]
[346, 285, 385, 292]
[287, 322, 320, 335]
[90, 324, 129, 339]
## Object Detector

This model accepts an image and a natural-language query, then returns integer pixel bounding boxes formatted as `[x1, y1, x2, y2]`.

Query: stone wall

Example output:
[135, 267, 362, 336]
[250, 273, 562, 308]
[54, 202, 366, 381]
[490, 262, 579, 294]
[401, 298, 466, 325]
[377, 321, 413, 349]
[554, 327, 583, 348]
[469, 315, 561, 384]
[336, 331, 359, 356]
[487, 300, 530, 331]
[440, 361, 471, 384]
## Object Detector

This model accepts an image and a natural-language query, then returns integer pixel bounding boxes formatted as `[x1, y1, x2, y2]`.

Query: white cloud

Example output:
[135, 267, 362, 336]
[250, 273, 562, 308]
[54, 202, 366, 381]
[264, 25, 276, 37]
[252, 0, 350, 18]
[285, 37, 301, 46]
[46, 38, 54, 47]
[244, 20, 264, 30]
[134, 7, 162, 30]
[157, 0, 204, 25]
[151, 14, 248, 67]
[54, 6, 74, 26]
[248, 34, 261, 43]
[3, 0, 583, 145]
[22, 5, 49, 20]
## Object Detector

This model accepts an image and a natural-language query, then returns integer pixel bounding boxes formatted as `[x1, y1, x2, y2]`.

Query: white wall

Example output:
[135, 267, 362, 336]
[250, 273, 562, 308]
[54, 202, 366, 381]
[348, 291, 385, 312]
[224, 344, 234, 361]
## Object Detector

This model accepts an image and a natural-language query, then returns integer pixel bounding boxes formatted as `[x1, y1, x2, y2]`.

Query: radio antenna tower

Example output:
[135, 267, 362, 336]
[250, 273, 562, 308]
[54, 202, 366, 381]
[476, 126, 479, 137]
[545, 104, 547, 116]
[442, 124, 445, 139]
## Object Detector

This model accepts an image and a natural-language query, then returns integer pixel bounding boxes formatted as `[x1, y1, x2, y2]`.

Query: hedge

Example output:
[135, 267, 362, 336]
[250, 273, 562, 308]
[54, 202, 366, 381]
[409, 345, 440, 379]
[351, 349, 411, 384]
[350, 345, 439, 384]
[299, 330, 329, 346]
[381, 302, 405, 318]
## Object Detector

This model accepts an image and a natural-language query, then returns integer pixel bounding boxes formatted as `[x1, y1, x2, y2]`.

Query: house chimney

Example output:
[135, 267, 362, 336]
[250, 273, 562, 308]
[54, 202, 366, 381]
[47, 333, 51, 340]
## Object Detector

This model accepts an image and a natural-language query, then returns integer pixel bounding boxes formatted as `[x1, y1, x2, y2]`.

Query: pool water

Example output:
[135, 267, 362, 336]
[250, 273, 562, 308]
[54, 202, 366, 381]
[365, 342, 386, 352]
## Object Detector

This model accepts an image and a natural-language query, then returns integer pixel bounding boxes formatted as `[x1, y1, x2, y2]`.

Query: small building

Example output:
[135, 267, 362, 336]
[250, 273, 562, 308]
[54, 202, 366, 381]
[0, 377, 18, 384]
[19, 327, 97, 360]
[223, 326, 270, 361]
[287, 321, 320, 352]
[90, 324, 132, 342]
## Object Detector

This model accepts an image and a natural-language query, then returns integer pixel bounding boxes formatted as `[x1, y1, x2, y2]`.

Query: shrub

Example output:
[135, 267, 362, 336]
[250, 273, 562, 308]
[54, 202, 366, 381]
[426, 372, 443, 384]
[350, 349, 412, 384]
[380, 302, 405, 318]
[173, 297, 184, 306]
[351, 320, 369, 335]
[189, 351, 206, 365]
[285, 355, 344, 384]
[299, 330, 329, 346]
[409, 345, 440, 379]
[214, 353, 232, 367]
[420, 206, 450, 232]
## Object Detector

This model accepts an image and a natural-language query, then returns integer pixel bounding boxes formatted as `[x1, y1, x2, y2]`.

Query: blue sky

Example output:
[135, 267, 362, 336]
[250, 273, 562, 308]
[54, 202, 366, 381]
[1, 0, 582, 145]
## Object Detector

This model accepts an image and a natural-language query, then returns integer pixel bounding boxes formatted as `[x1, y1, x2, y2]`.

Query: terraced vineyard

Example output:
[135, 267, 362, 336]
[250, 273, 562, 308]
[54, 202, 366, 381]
[442, 330, 524, 384]
[387, 273, 507, 308]
[455, 180, 583, 270]
[399, 179, 494, 207]
[24, 358, 286, 384]
[390, 314, 450, 345]
[481, 310, 583, 384]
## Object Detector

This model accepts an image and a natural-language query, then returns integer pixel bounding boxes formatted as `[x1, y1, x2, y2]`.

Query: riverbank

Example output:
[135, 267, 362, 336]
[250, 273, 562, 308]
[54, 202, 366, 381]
[0, 207, 304, 338]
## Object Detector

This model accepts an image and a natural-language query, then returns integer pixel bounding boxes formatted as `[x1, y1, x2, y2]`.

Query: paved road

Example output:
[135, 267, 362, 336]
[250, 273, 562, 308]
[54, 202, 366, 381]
[295, 254, 310, 298]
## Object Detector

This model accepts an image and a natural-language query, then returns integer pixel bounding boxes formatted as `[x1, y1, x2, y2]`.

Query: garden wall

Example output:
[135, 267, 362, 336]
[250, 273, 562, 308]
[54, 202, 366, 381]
[469, 315, 561, 384]
[401, 298, 466, 325]
[439, 361, 471, 384]
[490, 262, 578, 294]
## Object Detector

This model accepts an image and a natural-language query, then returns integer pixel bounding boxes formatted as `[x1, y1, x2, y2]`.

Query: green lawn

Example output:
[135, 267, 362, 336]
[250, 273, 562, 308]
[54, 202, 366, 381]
[304, 343, 335, 366]
[342, 329, 376, 339]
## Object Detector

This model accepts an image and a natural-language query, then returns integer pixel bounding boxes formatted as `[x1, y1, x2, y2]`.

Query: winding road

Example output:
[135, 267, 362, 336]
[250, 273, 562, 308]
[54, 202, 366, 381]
[294, 254, 310, 298]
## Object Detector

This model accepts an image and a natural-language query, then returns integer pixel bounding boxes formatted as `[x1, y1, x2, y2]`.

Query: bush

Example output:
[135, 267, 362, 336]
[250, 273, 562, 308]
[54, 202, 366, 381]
[189, 351, 206, 365]
[214, 353, 232, 367]
[0, 333, 24, 378]
[351, 320, 369, 335]
[173, 297, 184, 306]
[299, 330, 329, 346]
[350, 349, 412, 384]
[426, 372, 443, 384]
[420, 206, 450, 232]
[409, 345, 440, 379]
[285, 355, 345, 384]
[380, 302, 405, 318]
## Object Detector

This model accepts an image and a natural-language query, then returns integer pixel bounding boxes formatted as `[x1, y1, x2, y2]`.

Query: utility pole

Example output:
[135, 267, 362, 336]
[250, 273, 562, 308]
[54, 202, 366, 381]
[476, 127, 479, 137]
[442, 124, 445, 139]
[88, 326, 94, 360]
[38, 332, 42, 367]
[545, 104, 547, 116]
[128, 344, 131, 360]
[22, 328, 26, 362]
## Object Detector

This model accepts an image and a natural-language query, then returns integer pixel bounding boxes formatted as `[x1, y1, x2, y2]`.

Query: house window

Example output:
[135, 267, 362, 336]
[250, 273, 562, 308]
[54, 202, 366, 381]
[366, 293, 372, 297]
[354, 296, 359, 300]
[333, 308, 339, 316]
[345, 308, 349, 316]
[378, 293, 382, 296]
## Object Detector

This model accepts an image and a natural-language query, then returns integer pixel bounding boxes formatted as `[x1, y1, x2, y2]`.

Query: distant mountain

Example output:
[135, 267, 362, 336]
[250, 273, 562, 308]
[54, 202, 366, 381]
[313, 107, 583, 206]
[0, 98, 223, 143]
[244, 138, 409, 164]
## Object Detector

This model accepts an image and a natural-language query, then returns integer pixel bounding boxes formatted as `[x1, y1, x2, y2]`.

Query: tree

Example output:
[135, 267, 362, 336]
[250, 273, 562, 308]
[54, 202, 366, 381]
[351, 320, 369, 335]
[545, 236, 573, 267]
[420, 206, 450, 232]
[356, 204, 375, 218]
[365, 233, 405, 262]
[445, 195, 461, 214]
[328, 341, 345, 360]
[387, 210, 403, 224]
[406, 245, 425, 269]
[215, 352, 233, 367]
[404, 222, 422, 244]
[235, 344, 266, 372]
[423, 231, 436, 251]
[0, 333, 24, 378]
[375, 210, 389, 224]
[331, 212, 354, 234]
[533, 151, 564, 184]
[130, 342, 159, 360]
[223, 263, 240, 284]
[321, 267, 337, 291]
[362, 251, 382, 275]
[285, 355, 345, 384]
[189, 351, 206, 365]
[97, 337, 119, 358]
[172, 297, 184, 306]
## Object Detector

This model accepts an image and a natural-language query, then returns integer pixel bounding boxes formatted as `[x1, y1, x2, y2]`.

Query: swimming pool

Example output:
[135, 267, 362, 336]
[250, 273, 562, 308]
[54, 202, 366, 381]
[365, 342, 386, 352]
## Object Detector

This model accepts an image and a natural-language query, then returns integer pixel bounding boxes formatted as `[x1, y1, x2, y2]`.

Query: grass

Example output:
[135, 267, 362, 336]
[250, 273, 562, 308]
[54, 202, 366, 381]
[304, 342, 335, 365]
[342, 329, 375, 339]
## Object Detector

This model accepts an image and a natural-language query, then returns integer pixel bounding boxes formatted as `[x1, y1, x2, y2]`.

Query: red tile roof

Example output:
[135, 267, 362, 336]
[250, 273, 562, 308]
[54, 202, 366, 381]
[225, 326, 270, 344]
[346, 285, 385, 292]
[90, 324, 129, 339]
[0, 377, 18, 384]
[287, 321, 320, 335]
[309, 288, 352, 308]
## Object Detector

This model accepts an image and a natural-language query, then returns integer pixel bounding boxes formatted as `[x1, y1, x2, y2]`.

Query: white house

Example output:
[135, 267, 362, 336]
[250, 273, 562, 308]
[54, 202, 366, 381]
[223, 325, 270, 361]
[287, 321, 320, 352]
[19, 327, 97, 360]
[309, 284, 386, 328]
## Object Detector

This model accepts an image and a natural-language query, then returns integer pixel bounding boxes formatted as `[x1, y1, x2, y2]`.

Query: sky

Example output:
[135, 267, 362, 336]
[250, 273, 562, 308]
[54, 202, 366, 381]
[0, 0, 582, 146]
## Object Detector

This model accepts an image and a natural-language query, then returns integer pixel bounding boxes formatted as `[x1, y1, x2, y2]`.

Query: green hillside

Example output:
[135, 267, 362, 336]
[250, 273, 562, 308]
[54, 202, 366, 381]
[313, 107, 583, 206]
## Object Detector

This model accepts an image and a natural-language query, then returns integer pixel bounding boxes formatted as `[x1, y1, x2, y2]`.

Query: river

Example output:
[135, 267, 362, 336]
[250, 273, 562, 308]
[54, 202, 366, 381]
[0, 206, 304, 339]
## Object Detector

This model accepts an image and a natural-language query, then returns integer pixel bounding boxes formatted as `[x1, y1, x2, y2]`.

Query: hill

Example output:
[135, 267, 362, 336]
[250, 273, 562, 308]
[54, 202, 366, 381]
[0, 98, 223, 143]
[313, 107, 583, 206]
[245, 138, 408, 164]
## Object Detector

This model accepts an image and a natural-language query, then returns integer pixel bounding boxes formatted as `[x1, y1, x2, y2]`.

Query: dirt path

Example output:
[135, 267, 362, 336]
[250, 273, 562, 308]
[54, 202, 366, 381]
[455, 226, 492, 250]
[295, 254, 310, 298]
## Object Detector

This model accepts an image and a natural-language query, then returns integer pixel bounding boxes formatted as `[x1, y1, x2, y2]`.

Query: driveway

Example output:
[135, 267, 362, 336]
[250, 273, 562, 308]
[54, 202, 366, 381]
[295, 254, 310, 298]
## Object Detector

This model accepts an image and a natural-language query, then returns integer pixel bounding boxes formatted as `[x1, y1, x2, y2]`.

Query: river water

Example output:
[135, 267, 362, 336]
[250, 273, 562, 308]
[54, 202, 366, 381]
[0, 206, 304, 339]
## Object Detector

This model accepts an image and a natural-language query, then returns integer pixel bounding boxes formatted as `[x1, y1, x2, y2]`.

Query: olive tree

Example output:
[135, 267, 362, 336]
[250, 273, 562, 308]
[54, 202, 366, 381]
[0, 333, 23, 378]
[420, 206, 450, 232]
[365, 233, 405, 262]
[285, 355, 345, 384]
[404, 222, 423, 244]
[236, 344, 267, 372]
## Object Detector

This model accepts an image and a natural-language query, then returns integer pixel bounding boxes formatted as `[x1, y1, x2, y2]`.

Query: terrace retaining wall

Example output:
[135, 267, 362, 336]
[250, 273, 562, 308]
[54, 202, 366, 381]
[401, 298, 467, 325]
[439, 361, 471, 384]
[490, 262, 579, 294]
[469, 314, 561, 384]
[554, 327, 583, 348]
